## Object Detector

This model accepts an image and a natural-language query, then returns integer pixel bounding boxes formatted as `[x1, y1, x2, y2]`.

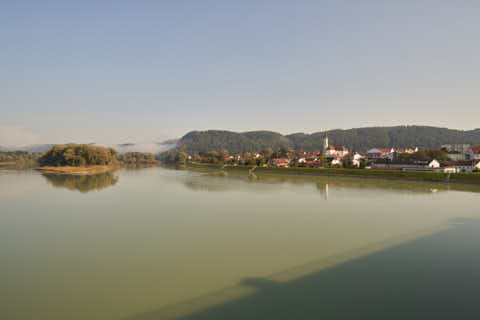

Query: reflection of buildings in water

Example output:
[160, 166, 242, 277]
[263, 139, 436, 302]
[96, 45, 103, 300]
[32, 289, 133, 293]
[181, 169, 480, 196]
[316, 182, 329, 200]
[42, 171, 119, 193]
[316, 182, 344, 200]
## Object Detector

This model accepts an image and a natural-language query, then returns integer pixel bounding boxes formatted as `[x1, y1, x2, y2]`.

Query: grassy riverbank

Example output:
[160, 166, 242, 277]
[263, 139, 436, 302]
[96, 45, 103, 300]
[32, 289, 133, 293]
[187, 162, 480, 185]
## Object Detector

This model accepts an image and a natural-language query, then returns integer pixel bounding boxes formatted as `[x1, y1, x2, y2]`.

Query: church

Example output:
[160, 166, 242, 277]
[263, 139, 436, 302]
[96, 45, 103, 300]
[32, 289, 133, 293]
[323, 135, 349, 158]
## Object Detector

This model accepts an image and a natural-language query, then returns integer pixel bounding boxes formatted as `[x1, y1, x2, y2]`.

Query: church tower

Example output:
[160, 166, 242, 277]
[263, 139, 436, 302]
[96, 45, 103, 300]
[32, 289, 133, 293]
[323, 133, 329, 151]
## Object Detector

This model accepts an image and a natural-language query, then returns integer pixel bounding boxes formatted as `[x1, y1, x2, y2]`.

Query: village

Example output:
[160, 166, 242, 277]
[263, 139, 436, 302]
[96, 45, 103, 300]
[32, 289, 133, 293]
[188, 136, 480, 173]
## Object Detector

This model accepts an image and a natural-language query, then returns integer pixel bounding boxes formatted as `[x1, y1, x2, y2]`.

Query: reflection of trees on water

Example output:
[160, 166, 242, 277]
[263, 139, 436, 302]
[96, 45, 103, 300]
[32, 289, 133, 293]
[180, 168, 480, 196]
[0, 160, 39, 170]
[42, 171, 119, 193]
[123, 164, 157, 170]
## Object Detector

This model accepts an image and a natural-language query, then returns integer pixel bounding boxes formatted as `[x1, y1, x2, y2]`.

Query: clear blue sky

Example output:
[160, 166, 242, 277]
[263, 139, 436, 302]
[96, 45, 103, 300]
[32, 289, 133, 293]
[1, 0, 479, 146]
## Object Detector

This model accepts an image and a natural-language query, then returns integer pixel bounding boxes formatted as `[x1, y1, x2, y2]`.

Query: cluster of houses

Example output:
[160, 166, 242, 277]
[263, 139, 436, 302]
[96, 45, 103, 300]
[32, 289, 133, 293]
[271, 136, 365, 168]
[268, 137, 480, 173]
[365, 144, 480, 173]
[189, 137, 480, 173]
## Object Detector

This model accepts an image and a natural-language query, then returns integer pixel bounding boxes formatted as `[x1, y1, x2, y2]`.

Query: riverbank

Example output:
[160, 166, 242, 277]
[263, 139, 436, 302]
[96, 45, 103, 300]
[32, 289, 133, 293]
[0, 162, 16, 166]
[35, 165, 118, 175]
[186, 162, 480, 185]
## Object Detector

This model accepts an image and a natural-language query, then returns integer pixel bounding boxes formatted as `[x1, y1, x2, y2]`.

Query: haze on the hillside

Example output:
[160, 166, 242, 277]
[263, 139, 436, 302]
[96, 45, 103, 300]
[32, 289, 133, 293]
[2, 1, 479, 146]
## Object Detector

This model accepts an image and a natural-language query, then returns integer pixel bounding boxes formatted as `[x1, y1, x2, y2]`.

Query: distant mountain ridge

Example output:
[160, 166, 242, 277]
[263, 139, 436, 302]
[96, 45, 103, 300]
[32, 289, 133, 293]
[0, 144, 54, 153]
[1, 139, 180, 154]
[115, 140, 179, 154]
[176, 126, 480, 154]
[3, 126, 480, 155]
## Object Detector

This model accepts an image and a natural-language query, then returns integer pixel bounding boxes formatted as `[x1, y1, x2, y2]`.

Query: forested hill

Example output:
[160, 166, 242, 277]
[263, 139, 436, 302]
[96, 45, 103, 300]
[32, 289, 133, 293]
[178, 130, 293, 154]
[176, 126, 480, 154]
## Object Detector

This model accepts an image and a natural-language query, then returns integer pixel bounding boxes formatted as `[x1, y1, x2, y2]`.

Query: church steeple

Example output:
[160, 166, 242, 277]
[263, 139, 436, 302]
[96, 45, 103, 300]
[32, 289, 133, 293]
[323, 132, 329, 151]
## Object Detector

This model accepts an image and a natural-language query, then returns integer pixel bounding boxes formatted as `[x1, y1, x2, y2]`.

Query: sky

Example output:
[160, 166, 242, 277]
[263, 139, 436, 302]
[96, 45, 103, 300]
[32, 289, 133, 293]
[1, 0, 479, 146]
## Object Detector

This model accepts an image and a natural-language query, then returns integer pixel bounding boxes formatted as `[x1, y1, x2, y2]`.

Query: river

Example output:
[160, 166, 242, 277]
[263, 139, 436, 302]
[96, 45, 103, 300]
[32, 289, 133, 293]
[1, 166, 479, 319]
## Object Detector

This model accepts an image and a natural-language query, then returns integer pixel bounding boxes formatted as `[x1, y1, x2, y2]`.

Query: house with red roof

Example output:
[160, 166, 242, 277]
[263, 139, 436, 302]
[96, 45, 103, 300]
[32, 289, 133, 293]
[272, 158, 290, 168]
[324, 146, 349, 158]
[466, 146, 480, 161]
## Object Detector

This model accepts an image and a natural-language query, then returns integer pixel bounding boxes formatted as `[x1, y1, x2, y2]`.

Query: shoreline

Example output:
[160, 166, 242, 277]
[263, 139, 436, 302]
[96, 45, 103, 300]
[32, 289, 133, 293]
[185, 163, 480, 186]
[35, 165, 118, 175]
[0, 162, 16, 166]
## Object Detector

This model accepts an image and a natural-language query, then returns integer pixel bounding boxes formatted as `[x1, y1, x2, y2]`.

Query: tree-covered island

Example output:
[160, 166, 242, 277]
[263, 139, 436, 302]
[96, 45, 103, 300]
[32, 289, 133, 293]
[34, 144, 157, 174]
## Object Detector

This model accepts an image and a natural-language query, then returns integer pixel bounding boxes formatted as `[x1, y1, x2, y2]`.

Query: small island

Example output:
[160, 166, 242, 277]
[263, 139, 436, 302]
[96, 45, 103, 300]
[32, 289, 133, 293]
[36, 144, 120, 174]
[35, 144, 159, 174]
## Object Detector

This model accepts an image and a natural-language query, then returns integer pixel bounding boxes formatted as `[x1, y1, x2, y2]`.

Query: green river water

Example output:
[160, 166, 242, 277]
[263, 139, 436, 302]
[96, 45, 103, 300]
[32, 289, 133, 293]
[1, 166, 480, 319]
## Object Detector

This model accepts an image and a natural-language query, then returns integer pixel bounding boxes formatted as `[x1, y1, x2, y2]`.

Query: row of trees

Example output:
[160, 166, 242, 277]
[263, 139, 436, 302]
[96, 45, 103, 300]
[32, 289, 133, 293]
[116, 152, 157, 165]
[0, 151, 42, 163]
[38, 145, 163, 167]
[394, 149, 451, 162]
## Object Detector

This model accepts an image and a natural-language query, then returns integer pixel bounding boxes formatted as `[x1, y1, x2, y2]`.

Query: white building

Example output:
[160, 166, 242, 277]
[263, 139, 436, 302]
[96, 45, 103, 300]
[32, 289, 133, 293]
[428, 159, 440, 168]
[323, 135, 349, 158]
[352, 153, 365, 167]
[330, 157, 343, 166]
[443, 166, 457, 173]
[366, 148, 395, 160]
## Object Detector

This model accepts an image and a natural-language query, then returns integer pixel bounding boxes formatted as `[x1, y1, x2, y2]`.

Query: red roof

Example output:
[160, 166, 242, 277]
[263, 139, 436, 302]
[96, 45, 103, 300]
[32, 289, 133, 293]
[368, 148, 391, 153]
[273, 158, 290, 164]
[328, 146, 347, 151]
[471, 146, 480, 154]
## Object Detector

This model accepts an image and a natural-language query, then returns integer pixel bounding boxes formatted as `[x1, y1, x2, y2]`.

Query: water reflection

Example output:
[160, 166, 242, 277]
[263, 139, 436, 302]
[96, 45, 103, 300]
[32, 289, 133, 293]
[0, 160, 39, 170]
[3, 167, 480, 319]
[179, 169, 480, 197]
[42, 171, 119, 193]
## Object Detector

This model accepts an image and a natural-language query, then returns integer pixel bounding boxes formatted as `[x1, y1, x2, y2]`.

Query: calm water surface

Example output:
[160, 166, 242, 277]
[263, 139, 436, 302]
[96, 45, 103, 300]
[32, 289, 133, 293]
[1, 167, 480, 319]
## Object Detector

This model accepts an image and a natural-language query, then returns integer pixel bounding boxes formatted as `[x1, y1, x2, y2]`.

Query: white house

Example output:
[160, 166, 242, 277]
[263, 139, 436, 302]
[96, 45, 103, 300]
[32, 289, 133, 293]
[352, 153, 365, 167]
[428, 159, 440, 168]
[443, 166, 457, 173]
[330, 157, 343, 166]
[325, 146, 349, 158]
[397, 147, 418, 154]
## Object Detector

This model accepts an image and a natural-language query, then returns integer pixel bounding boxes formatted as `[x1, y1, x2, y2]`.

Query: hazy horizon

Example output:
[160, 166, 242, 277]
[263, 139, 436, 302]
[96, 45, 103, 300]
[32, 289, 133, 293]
[2, 124, 480, 149]
[2, 1, 480, 146]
